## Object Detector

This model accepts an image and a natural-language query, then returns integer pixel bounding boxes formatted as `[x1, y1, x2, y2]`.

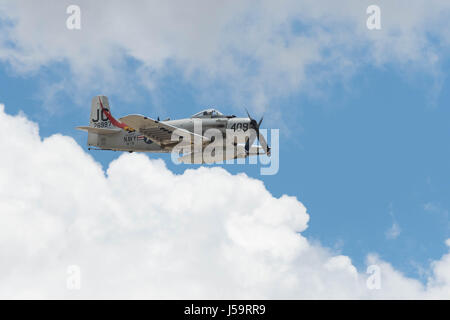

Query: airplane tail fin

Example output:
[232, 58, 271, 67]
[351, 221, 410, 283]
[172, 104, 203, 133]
[76, 95, 121, 148]
[89, 95, 113, 129]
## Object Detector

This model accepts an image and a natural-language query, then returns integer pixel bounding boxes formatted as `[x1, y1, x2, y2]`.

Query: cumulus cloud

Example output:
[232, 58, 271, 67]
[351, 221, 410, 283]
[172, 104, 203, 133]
[0, 104, 449, 299]
[0, 0, 449, 110]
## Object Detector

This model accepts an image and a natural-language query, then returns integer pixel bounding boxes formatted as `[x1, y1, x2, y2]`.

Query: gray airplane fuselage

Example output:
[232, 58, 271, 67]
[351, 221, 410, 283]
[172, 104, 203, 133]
[89, 117, 251, 152]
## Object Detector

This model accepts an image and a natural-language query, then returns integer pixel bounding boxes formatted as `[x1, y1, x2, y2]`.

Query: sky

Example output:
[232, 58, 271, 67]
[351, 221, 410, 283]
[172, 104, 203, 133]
[0, 0, 449, 298]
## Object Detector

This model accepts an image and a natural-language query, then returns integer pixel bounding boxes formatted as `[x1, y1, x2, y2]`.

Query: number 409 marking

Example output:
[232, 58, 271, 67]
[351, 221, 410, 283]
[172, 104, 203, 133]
[230, 123, 249, 132]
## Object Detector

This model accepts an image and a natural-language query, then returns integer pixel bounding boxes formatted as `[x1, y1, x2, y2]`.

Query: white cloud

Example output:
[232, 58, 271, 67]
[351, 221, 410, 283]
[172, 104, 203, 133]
[0, 0, 449, 110]
[0, 104, 449, 299]
[385, 222, 401, 240]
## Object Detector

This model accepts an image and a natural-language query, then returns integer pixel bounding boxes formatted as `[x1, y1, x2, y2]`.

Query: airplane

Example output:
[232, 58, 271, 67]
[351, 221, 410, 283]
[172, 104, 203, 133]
[77, 95, 271, 164]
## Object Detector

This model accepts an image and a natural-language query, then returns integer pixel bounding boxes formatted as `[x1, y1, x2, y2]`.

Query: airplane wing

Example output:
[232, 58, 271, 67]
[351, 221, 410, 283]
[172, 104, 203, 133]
[178, 145, 264, 164]
[119, 114, 210, 147]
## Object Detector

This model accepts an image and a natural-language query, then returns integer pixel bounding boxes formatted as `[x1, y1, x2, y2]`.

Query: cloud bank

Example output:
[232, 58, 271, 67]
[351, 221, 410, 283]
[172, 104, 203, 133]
[0, 0, 449, 110]
[0, 104, 449, 299]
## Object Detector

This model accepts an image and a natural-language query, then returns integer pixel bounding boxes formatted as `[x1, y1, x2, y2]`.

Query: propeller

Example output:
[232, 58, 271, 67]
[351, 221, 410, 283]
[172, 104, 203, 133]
[245, 108, 271, 156]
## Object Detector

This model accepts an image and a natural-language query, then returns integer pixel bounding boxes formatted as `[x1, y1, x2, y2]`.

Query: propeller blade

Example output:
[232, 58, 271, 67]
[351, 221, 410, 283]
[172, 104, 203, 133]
[243, 108, 270, 156]
[245, 108, 252, 120]
[245, 128, 258, 153]
[258, 116, 264, 127]
[256, 129, 271, 156]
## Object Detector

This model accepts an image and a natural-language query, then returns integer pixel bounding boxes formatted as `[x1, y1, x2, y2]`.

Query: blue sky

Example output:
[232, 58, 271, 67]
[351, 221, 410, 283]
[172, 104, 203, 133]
[0, 1, 449, 295]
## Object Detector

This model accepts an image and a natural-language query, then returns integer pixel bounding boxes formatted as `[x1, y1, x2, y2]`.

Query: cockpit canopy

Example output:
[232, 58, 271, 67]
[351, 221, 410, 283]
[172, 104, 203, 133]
[191, 109, 225, 118]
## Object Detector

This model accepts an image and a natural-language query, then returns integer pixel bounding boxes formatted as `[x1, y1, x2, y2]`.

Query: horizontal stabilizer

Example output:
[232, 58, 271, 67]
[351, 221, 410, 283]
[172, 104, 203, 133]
[76, 126, 121, 135]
